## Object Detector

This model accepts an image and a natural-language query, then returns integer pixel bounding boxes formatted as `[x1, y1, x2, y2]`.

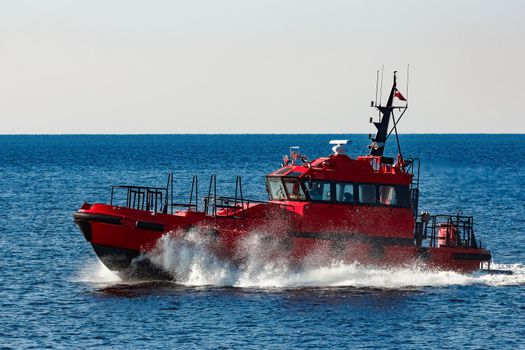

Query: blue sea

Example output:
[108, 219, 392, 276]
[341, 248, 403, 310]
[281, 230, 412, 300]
[1, 134, 524, 349]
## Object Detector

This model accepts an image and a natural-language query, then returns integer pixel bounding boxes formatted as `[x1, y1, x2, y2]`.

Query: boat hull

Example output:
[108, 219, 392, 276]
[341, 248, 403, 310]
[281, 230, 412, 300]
[74, 203, 491, 277]
[91, 243, 139, 271]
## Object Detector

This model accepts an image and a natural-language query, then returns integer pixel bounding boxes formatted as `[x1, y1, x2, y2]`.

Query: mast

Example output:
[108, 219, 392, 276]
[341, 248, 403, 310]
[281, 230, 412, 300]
[369, 71, 398, 156]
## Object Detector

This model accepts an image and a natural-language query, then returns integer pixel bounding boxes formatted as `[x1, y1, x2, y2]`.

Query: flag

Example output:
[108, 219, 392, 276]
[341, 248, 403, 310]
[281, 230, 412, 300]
[394, 89, 407, 101]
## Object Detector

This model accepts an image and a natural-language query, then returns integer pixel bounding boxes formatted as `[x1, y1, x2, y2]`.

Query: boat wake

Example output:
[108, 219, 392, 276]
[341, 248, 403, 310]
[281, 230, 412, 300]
[75, 231, 525, 290]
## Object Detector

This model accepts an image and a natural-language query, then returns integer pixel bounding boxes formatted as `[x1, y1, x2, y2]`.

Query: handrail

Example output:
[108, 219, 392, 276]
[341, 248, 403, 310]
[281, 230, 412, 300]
[417, 213, 480, 249]
[405, 157, 420, 218]
[110, 185, 167, 214]
[109, 173, 297, 223]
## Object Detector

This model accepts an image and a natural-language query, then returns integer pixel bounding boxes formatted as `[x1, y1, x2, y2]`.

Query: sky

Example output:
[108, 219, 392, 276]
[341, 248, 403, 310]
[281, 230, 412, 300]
[1, 0, 524, 134]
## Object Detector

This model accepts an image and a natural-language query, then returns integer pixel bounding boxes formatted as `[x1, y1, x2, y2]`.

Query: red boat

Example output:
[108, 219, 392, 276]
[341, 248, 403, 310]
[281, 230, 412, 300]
[74, 72, 491, 277]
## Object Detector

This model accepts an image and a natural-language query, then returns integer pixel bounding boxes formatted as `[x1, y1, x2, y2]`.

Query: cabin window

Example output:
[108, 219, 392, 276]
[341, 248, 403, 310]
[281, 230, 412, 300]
[267, 178, 287, 200]
[379, 185, 397, 205]
[336, 183, 355, 203]
[395, 185, 411, 208]
[283, 178, 306, 201]
[305, 180, 332, 201]
[287, 171, 303, 177]
[275, 166, 291, 175]
[358, 184, 376, 204]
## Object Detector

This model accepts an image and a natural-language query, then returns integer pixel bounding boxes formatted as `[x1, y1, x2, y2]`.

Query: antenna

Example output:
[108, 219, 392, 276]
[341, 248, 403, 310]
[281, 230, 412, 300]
[392, 109, 403, 163]
[369, 70, 403, 157]
[375, 70, 379, 106]
[379, 65, 384, 106]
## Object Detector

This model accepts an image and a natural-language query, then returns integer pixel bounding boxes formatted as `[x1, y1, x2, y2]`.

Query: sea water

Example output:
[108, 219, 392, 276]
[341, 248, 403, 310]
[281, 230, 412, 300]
[0, 134, 524, 349]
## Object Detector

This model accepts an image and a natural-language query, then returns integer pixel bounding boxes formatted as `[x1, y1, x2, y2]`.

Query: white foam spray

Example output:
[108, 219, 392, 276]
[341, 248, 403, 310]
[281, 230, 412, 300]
[144, 229, 525, 289]
[147, 230, 239, 286]
[472, 263, 525, 287]
[76, 229, 525, 290]
[74, 258, 121, 285]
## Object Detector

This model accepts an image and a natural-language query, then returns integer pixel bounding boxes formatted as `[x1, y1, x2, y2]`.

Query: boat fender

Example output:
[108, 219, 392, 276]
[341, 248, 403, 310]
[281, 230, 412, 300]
[136, 220, 164, 232]
[73, 212, 122, 225]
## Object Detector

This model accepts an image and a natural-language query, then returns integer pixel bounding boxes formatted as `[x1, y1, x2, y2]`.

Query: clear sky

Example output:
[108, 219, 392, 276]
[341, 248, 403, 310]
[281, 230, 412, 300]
[1, 0, 524, 134]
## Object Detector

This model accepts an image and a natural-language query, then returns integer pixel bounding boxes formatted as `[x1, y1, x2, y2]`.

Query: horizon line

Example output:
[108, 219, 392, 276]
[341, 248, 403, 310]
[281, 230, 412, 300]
[0, 132, 523, 136]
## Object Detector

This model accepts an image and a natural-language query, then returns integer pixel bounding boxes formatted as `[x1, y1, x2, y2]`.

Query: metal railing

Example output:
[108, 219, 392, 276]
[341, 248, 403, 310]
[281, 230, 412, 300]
[110, 173, 198, 214]
[109, 173, 295, 224]
[405, 157, 420, 218]
[204, 174, 257, 224]
[415, 213, 480, 249]
[110, 185, 167, 213]
[167, 174, 199, 213]
[203, 174, 296, 226]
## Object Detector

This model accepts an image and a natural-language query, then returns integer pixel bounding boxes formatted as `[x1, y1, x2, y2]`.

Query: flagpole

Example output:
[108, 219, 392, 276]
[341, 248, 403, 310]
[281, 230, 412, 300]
[379, 65, 384, 107]
[375, 70, 379, 106]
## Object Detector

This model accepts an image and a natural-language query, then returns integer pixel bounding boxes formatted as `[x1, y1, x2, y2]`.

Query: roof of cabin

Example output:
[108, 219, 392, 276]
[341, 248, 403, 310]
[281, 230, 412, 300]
[268, 154, 412, 185]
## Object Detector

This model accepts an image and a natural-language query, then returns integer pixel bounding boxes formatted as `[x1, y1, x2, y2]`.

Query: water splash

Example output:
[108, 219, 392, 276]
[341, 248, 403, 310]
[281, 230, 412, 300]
[74, 259, 121, 285]
[147, 230, 238, 286]
[77, 231, 525, 290]
[143, 230, 525, 289]
[473, 263, 525, 286]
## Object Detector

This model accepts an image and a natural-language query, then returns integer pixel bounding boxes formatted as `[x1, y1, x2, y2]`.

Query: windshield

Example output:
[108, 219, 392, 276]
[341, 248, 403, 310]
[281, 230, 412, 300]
[283, 178, 306, 201]
[267, 178, 287, 200]
[304, 180, 332, 201]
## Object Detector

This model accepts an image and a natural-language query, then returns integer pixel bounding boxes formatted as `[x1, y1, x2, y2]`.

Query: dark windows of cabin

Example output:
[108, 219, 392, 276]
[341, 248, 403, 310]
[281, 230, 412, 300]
[283, 178, 306, 201]
[275, 166, 292, 175]
[336, 183, 354, 203]
[306, 180, 332, 201]
[379, 185, 397, 205]
[267, 176, 411, 208]
[287, 171, 303, 177]
[394, 185, 411, 208]
[267, 178, 287, 200]
[304, 180, 411, 208]
[358, 184, 377, 204]
[267, 177, 307, 201]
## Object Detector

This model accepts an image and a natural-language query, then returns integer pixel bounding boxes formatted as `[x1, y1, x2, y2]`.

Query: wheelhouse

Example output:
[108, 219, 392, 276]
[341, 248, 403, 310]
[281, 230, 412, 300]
[265, 175, 412, 208]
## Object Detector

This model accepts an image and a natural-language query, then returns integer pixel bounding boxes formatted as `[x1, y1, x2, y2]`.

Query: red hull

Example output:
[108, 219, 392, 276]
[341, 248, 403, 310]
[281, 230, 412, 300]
[74, 202, 491, 275]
